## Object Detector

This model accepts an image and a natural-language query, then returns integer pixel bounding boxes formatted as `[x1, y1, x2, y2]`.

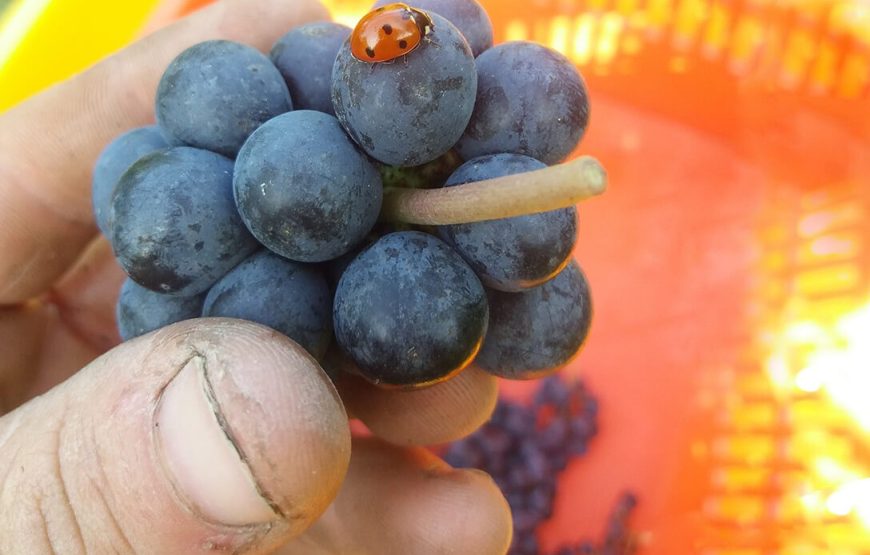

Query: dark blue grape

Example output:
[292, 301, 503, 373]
[569, 418, 595, 443]
[333, 231, 488, 387]
[270, 22, 350, 115]
[476, 261, 593, 379]
[324, 243, 367, 292]
[439, 153, 578, 291]
[511, 532, 539, 555]
[479, 425, 512, 458]
[202, 250, 332, 360]
[457, 41, 590, 165]
[535, 374, 575, 408]
[111, 147, 259, 296]
[538, 475, 558, 500]
[499, 401, 536, 437]
[529, 487, 554, 519]
[513, 509, 540, 533]
[372, 0, 493, 57]
[586, 397, 600, 416]
[116, 278, 204, 341]
[538, 418, 569, 451]
[156, 40, 292, 157]
[505, 491, 528, 512]
[234, 110, 382, 263]
[519, 443, 551, 483]
[332, 13, 476, 166]
[444, 438, 485, 469]
[92, 126, 168, 238]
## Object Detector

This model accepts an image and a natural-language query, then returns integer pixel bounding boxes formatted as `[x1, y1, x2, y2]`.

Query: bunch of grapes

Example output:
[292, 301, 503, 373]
[445, 375, 639, 555]
[95, 0, 606, 389]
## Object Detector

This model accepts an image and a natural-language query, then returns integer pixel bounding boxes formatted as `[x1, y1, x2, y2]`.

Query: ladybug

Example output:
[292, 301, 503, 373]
[350, 3, 434, 63]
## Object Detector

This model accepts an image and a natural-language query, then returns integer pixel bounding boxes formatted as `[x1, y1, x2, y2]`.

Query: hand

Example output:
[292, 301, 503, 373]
[0, 1, 512, 553]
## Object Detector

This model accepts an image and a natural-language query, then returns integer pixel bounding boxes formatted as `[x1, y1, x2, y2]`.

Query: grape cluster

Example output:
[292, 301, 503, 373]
[94, 0, 599, 388]
[445, 375, 639, 555]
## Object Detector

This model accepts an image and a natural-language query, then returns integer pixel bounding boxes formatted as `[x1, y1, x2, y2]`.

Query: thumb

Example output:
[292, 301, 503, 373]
[0, 319, 350, 554]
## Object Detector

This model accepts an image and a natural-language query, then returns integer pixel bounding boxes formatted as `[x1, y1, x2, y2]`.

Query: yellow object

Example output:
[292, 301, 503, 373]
[0, 0, 162, 111]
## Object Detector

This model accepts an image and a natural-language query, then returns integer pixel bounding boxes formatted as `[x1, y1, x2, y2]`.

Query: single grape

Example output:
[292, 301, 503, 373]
[332, 13, 477, 167]
[333, 231, 488, 387]
[438, 153, 578, 292]
[234, 110, 382, 262]
[111, 147, 259, 296]
[202, 250, 332, 360]
[371, 0, 493, 57]
[476, 261, 592, 378]
[156, 40, 292, 157]
[91, 126, 168, 238]
[457, 41, 590, 165]
[116, 278, 205, 341]
[270, 22, 350, 115]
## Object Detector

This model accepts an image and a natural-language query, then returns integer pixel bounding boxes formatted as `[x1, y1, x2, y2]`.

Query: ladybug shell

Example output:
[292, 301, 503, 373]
[350, 3, 433, 63]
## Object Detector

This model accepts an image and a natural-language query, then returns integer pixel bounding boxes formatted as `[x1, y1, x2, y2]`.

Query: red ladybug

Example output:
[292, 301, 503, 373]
[350, 3, 434, 63]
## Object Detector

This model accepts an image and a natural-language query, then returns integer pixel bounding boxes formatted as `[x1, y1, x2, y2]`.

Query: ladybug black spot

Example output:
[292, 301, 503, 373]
[366, 47, 376, 58]
[398, 40, 408, 49]
[383, 24, 393, 35]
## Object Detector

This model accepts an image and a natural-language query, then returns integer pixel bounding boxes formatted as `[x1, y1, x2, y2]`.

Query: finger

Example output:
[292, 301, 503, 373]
[281, 439, 513, 555]
[0, 318, 350, 554]
[338, 367, 499, 446]
[50, 236, 126, 352]
[0, 239, 119, 413]
[0, 0, 329, 304]
[0, 302, 48, 412]
[1, 237, 130, 415]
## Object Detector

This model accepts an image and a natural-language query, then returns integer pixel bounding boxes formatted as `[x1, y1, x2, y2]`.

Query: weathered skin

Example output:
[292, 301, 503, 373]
[270, 22, 351, 115]
[91, 126, 168, 238]
[372, 0, 493, 57]
[333, 231, 489, 387]
[156, 40, 292, 157]
[457, 41, 590, 165]
[203, 250, 332, 360]
[233, 110, 383, 263]
[476, 261, 593, 378]
[116, 278, 205, 341]
[111, 147, 259, 296]
[439, 153, 578, 292]
[332, 13, 477, 167]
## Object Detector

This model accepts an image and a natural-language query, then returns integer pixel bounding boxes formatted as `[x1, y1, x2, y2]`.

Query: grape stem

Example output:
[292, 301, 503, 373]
[380, 155, 607, 225]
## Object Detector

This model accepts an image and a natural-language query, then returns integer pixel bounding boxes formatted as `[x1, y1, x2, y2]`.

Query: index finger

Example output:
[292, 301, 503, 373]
[0, 0, 329, 304]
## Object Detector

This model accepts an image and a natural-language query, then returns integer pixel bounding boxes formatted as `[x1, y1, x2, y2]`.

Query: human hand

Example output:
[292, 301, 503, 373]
[0, 1, 512, 552]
